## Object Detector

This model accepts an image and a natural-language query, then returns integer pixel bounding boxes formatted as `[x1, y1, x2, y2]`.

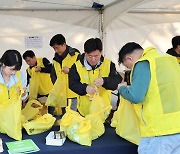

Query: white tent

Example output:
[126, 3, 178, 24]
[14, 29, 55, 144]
[0, 0, 179, 72]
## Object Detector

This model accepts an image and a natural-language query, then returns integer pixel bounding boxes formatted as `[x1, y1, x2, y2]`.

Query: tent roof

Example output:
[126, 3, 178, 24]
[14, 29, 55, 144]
[0, 0, 179, 29]
[0, 0, 179, 11]
[0, 0, 119, 10]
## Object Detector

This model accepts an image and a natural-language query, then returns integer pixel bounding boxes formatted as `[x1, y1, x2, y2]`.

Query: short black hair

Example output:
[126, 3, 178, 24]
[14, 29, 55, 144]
[84, 38, 102, 53]
[172, 36, 180, 49]
[0, 49, 22, 70]
[23, 50, 35, 60]
[49, 34, 66, 46]
[118, 42, 143, 64]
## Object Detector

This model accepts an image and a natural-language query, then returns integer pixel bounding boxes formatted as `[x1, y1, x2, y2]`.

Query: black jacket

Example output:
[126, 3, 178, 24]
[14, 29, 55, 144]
[166, 48, 180, 57]
[69, 53, 122, 96]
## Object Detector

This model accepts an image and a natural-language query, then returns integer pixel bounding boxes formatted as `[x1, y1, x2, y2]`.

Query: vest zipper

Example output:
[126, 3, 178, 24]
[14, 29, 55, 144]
[8, 89, 10, 99]
[141, 105, 146, 125]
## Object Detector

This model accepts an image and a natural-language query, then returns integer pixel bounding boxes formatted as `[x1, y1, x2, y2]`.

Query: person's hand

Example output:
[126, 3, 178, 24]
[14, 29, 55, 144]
[62, 66, 69, 74]
[94, 77, 104, 87]
[15, 86, 25, 96]
[35, 66, 41, 72]
[117, 82, 127, 89]
[86, 85, 97, 95]
[22, 87, 27, 97]
[15, 86, 21, 95]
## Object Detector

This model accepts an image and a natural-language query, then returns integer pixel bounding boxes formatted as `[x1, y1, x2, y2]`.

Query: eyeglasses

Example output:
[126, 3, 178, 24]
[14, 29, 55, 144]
[86, 54, 101, 59]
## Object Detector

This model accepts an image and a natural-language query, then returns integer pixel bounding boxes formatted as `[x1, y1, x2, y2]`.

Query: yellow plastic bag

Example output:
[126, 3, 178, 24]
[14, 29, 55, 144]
[29, 68, 39, 100]
[89, 93, 112, 122]
[111, 96, 140, 145]
[60, 92, 112, 146]
[85, 106, 111, 140]
[67, 118, 91, 146]
[46, 77, 67, 108]
[23, 114, 56, 135]
[60, 106, 81, 128]
[22, 100, 43, 121]
[0, 98, 22, 140]
[60, 106, 92, 146]
[85, 113, 104, 140]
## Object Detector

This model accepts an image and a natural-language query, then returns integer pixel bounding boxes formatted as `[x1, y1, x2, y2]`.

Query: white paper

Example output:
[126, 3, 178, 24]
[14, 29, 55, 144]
[25, 36, 43, 48]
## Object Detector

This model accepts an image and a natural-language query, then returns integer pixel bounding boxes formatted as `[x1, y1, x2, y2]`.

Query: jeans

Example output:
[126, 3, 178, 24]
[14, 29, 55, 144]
[138, 133, 180, 154]
[69, 98, 77, 111]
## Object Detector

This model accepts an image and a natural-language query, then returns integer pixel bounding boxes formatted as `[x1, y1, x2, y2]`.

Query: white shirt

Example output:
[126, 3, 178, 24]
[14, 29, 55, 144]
[0, 69, 28, 100]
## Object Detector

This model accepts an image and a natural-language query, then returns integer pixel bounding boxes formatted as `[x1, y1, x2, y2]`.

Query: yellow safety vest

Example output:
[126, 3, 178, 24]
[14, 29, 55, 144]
[0, 71, 22, 104]
[53, 52, 79, 99]
[133, 47, 180, 137]
[27, 58, 53, 95]
[75, 58, 112, 116]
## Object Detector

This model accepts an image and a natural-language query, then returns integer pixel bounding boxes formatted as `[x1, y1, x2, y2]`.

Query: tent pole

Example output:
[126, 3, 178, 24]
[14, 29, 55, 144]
[99, 9, 104, 41]
[99, 9, 104, 55]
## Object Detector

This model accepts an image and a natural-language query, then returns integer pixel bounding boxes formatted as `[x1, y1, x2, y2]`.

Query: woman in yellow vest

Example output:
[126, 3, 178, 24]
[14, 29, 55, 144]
[118, 42, 180, 154]
[0, 49, 28, 104]
[22, 50, 53, 100]
[49, 34, 80, 114]
[69, 38, 122, 116]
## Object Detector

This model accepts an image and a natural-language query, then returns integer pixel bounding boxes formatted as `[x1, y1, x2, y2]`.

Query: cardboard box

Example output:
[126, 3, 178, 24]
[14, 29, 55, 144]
[46, 131, 66, 146]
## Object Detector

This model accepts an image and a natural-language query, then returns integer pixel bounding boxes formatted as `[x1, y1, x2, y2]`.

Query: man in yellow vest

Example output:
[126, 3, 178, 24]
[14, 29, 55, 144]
[23, 50, 53, 100]
[49, 34, 80, 114]
[118, 42, 180, 153]
[69, 38, 122, 116]
[166, 36, 180, 64]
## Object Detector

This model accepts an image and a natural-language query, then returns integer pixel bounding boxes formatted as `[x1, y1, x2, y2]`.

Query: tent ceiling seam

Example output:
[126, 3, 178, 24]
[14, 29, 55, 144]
[21, 0, 92, 9]
[0, 8, 97, 11]
[129, 10, 180, 14]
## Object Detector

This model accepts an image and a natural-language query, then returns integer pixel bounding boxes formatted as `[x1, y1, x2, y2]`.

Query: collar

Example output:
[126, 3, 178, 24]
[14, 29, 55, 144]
[30, 61, 37, 69]
[53, 46, 69, 62]
[83, 57, 101, 71]
[0, 67, 18, 87]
